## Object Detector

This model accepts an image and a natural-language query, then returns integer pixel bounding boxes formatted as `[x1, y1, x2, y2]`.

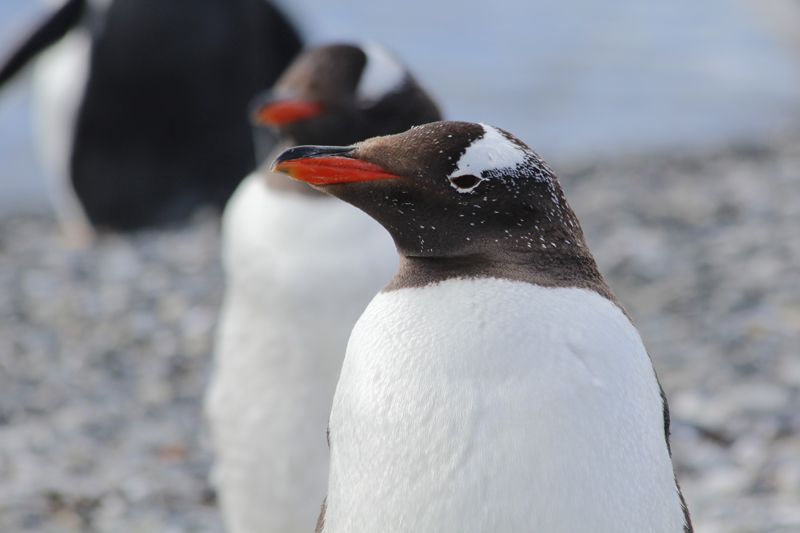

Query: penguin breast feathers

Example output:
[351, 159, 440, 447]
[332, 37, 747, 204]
[325, 278, 687, 532]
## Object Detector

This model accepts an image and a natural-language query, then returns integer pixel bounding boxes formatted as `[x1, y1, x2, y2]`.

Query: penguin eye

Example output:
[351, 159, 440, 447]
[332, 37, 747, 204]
[449, 174, 482, 191]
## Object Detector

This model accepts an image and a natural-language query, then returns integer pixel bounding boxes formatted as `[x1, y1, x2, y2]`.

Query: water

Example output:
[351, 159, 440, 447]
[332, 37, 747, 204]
[283, 0, 800, 157]
[1, 0, 799, 215]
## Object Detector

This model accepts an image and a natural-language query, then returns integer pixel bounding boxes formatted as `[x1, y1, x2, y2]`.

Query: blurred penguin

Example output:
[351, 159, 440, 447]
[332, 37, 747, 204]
[205, 43, 441, 533]
[0, 0, 302, 243]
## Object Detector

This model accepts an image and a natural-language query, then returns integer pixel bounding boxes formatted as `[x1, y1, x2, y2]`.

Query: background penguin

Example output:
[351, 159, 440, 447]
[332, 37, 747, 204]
[271, 121, 693, 533]
[204, 43, 441, 533]
[0, 0, 302, 241]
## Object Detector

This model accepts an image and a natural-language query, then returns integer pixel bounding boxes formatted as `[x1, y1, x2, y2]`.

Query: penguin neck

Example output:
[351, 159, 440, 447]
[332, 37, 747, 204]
[384, 251, 625, 315]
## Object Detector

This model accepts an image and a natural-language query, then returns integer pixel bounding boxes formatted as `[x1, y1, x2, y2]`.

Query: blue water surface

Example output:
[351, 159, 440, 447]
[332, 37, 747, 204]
[1, 0, 798, 214]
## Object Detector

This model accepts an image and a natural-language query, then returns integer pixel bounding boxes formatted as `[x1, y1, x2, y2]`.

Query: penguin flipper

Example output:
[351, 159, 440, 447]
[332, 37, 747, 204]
[0, 0, 86, 88]
[315, 496, 327, 533]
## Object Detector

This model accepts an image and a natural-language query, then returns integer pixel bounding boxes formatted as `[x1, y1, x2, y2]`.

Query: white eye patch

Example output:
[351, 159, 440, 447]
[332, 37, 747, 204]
[448, 174, 483, 192]
[448, 125, 528, 182]
[356, 41, 407, 105]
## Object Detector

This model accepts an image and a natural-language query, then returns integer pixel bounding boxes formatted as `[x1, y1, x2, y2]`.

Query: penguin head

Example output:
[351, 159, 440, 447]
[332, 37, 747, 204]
[250, 42, 441, 147]
[271, 121, 588, 260]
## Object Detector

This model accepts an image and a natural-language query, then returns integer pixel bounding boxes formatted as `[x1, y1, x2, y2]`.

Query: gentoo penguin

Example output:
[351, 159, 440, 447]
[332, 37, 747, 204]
[271, 121, 693, 533]
[205, 43, 441, 533]
[0, 0, 301, 240]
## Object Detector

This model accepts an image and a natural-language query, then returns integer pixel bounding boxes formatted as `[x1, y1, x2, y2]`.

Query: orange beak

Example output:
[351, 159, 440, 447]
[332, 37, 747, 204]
[270, 145, 401, 185]
[252, 98, 325, 126]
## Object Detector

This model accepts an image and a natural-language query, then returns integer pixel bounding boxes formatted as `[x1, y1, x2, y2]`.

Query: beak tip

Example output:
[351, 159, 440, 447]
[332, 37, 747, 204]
[265, 145, 396, 185]
[268, 160, 285, 175]
[269, 145, 355, 179]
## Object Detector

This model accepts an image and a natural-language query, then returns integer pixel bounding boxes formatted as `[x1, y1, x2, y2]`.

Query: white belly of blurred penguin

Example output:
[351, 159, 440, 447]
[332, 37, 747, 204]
[32, 29, 94, 244]
[206, 171, 397, 533]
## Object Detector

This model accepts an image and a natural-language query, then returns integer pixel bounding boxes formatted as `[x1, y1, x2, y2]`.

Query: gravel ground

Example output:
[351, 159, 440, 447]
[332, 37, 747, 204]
[564, 131, 800, 533]
[0, 212, 224, 532]
[0, 131, 799, 532]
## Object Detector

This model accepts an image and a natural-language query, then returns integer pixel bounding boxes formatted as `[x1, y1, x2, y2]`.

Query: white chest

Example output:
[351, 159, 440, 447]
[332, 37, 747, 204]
[32, 29, 91, 182]
[220, 172, 398, 326]
[325, 279, 686, 533]
[31, 29, 95, 243]
[206, 173, 397, 533]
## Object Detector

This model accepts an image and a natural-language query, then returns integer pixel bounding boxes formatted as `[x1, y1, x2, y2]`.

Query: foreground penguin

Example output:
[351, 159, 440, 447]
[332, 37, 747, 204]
[271, 121, 693, 533]
[0, 0, 301, 240]
[205, 43, 441, 533]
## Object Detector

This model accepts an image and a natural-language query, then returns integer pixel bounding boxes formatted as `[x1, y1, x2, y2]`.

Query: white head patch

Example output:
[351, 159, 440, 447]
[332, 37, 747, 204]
[448, 125, 528, 192]
[357, 41, 407, 105]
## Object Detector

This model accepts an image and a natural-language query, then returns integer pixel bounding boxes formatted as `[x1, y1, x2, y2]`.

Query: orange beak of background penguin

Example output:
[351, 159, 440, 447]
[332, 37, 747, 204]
[270, 146, 401, 185]
[252, 98, 325, 126]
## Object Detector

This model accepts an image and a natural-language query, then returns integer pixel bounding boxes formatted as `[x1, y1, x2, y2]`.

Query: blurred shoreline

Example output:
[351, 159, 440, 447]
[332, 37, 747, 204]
[2, 0, 800, 216]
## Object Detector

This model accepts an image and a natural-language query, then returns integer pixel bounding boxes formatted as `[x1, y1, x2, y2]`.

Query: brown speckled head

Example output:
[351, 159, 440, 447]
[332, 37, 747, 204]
[271, 121, 620, 306]
[253, 43, 442, 147]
